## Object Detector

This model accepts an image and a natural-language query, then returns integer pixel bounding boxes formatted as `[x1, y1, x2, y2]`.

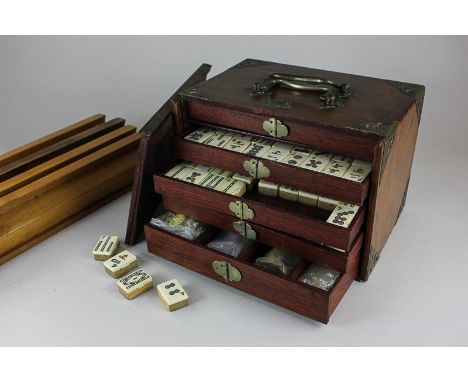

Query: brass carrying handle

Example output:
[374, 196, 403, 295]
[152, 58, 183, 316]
[250, 73, 354, 109]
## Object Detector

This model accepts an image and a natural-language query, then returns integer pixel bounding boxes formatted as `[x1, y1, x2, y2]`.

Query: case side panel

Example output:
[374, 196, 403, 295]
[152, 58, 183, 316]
[360, 103, 420, 280]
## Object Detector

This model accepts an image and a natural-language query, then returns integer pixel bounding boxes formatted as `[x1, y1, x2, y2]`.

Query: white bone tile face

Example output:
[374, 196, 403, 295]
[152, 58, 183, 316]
[281, 152, 310, 167]
[321, 160, 351, 177]
[204, 131, 234, 148]
[184, 128, 215, 143]
[299, 156, 331, 172]
[173, 167, 210, 185]
[104, 250, 138, 278]
[342, 164, 372, 182]
[244, 143, 271, 157]
[157, 279, 189, 312]
[117, 269, 153, 300]
[92, 235, 119, 261]
[326, 202, 360, 228]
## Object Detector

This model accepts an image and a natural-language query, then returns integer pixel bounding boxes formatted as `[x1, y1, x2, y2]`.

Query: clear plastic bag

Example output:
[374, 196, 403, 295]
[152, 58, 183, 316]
[299, 264, 340, 291]
[206, 231, 253, 258]
[255, 248, 300, 276]
[150, 211, 206, 241]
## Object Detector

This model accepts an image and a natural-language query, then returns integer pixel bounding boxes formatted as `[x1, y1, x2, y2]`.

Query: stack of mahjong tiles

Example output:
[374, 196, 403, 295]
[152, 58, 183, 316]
[258, 179, 360, 229]
[165, 161, 254, 197]
[184, 127, 372, 182]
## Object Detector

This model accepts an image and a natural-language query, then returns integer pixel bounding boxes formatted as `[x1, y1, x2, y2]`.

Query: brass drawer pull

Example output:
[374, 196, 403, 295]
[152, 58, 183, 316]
[229, 200, 254, 220]
[243, 159, 270, 179]
[233, 220, 257, 240]
[263, 118, 289, 138]
[212, 260, 242, 282]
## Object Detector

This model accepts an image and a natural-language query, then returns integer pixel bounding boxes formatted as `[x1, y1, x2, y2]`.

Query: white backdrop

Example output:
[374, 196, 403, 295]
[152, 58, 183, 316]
[1, 36, 467, 345]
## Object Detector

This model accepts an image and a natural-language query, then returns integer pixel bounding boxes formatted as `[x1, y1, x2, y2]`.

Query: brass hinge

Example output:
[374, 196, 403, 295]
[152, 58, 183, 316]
[243, 159, 270, 179]
[262, 118, 289, 138]
[212, 260, 242, 282]
[233, 220, 257, 240]
[228, 201, 254, 220]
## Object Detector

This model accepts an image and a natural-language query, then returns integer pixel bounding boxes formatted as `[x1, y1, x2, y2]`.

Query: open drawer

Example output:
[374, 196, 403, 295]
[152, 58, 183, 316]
[173, 125, 371, 206]
[144, 223, 360, 324]
[163, 194, 363, 273]
[154, 171, 366, 251]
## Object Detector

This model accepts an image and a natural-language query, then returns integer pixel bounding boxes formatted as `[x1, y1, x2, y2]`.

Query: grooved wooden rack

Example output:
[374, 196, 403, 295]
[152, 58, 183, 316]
[0, 114, 139, 265]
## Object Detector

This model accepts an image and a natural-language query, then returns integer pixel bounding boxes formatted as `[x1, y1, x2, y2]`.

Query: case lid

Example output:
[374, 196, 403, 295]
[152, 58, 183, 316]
[180, 58, 424, 140]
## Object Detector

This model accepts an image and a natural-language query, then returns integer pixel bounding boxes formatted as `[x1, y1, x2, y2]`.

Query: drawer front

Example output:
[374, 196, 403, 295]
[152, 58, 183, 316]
[154, 174, 365, 251]
[145, 224, 360, 323]
[174, 138, 369, 206]
[163, 194, 362, 273]
[186, 99, 378, 161]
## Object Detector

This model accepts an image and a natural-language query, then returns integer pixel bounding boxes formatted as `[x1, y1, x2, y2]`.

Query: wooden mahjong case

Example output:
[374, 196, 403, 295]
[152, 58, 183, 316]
[125, 59, 425, 323]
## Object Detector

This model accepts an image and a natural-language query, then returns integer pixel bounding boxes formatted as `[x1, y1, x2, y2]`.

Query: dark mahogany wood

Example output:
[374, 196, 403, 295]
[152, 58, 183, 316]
[154, 173, 365, 251]
[125, 63, 212, 245]
[187, 101, 378, 161]
[144, 224, 360, 324]
[174, 136, 370, 205]
[163, 194, 361, 273]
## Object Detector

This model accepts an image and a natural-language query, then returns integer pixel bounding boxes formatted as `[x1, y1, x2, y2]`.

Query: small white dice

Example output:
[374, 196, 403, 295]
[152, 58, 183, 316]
[92, 235, 119, 261]
[157, 279, 189, 312]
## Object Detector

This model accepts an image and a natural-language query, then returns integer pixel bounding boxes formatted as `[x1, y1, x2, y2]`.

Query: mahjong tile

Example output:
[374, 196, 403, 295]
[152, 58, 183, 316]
[92, 235, 119, 261]
[317, 196, 339, 211]
[199, 173, 226, 190]
[157, 279, 189, 312]
[258, 180, 279, 197]
[281, 152, 310, 167]
[117, 268, 153, 300]
[321, 160, 351, 177]
[104, 250, 138, 279]
[184, 128, 215, 143]
[224, 134, 252, 152]
[271, 141, 294, 152]
[291, 145, 315, 155]
[326, 202, 360, 228]
[260, 146, 291, 162]
[331, 155, 353, 164]
[244, 142, 270, 157]
[342, 164, 372, 182]
[222, 179, 246, 197]
[232, 173, 255, 190]
[299, 156, 331, 172]
[251, 137, 273, 146]
[173, 167, 210, 184]
[298, 190, 319, 207]
[165, 164, 186, 178]
[311, 150, 334, 160]
[352, 159, 372, 168]
[279, 186, 299, 202]
[204, 131, 234, 148]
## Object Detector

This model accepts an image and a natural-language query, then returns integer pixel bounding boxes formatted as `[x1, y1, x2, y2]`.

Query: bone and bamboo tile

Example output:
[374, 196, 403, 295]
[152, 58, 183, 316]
[281, 152, 310, 167]
[199, 173, 226, 190]
[342, 164, 372, 182]
[279, 186, 299, 202]
[331, 155, 353, 164]
[173, 167, 210, 185]
[232, 173, 255, 190]
[258, 180, 279, 197]
[157, 279, 189, 312]
[222, 179, 247, 197]
[184, 128, 215, 143]
[260, 146, 291, 162]
[92, 235, 119, 261]
[244, 142, 271, 157]
[326, 202, 360, 228]
[165, 163, 186, 178]
[103, 250, 138, 278]
[298, 190, 319, 207]
[224, 134, 252, 152]
[299, 156, 331, 172]
[204, 131, 234, 148]
[321, 160, 351, 177]
[117, 268, 153, 300]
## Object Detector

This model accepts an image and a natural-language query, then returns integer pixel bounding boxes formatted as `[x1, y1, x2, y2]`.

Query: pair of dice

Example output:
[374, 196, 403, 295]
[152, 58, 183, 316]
[93, 235, 188, 312]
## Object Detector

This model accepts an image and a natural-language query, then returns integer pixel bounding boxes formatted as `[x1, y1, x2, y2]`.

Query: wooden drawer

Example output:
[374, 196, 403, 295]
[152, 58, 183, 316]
[144, 223, 360, 324]
[185, 99, 378, 162]
[174, 126, 370, 206]
[154, 171, 365, 251]
[163, 194, 362, 273]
